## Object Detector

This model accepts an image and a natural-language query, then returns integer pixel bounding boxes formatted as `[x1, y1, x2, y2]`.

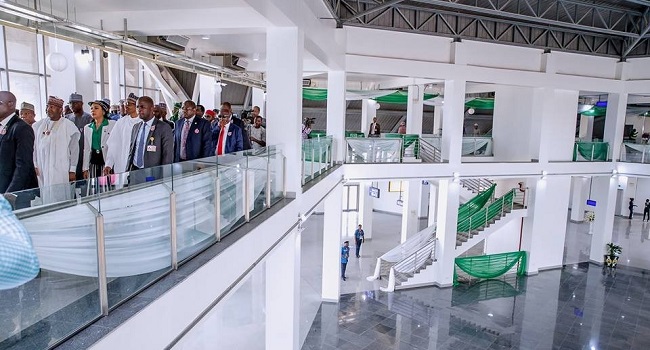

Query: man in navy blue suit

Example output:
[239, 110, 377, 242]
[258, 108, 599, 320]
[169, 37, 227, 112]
[0, 91, 38, 209]
[174, 100, 213, 162]
[212, 107, 244, 155]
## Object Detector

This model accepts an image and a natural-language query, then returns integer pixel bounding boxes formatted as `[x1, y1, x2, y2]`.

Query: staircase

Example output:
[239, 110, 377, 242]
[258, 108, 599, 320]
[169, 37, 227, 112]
[460, 178, 494, 194]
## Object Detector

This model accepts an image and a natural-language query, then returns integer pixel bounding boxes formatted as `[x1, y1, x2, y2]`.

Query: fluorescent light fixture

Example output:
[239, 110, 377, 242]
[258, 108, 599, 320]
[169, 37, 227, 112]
[201, 35, 210, 40]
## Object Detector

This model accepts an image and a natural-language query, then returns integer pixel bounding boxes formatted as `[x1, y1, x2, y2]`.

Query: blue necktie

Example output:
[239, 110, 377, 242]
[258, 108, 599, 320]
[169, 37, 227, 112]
[135, 122, 147, 168]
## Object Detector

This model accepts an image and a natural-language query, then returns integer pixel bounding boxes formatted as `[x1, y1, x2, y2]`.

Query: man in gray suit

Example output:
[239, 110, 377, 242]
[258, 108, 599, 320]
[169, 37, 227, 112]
[127, 96, 173, 176]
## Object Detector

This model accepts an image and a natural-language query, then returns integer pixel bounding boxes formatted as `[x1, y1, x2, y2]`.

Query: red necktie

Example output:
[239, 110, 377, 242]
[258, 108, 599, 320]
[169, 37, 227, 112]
[216, 126, 226, 155]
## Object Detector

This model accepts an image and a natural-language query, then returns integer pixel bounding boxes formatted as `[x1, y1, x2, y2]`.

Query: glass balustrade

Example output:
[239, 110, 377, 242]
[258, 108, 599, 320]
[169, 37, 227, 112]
[573, 141, 609, 161]
[2, 148, 285, 349]
[302, 137, 334, 185]
[620, 142, 650, 164]
[345, 137, 402, 163]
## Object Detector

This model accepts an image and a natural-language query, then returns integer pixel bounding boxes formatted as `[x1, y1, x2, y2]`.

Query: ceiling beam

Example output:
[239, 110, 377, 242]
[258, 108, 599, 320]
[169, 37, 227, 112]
[623, 0, 650, 7]
[623, 10, 650, 58]
[344, 0, 405, 22]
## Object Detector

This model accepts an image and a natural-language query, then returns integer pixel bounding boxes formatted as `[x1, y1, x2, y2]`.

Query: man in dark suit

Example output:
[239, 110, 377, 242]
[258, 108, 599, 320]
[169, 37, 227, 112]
[174, 100, 213, 162]
[127, 96, 174, 172]
[212, 112, 244, 155]
[0, 91, 38, 209]
[368, 117, 380, 137]
[220, 102, 251, 150]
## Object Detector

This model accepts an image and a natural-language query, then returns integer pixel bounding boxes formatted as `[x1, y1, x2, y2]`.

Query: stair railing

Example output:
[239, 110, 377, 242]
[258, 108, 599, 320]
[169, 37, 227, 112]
[368, 226, 436, 282]
[419, 137, 442, 163]
[460, 178, 494, 194]
[457, 189, 516, 246]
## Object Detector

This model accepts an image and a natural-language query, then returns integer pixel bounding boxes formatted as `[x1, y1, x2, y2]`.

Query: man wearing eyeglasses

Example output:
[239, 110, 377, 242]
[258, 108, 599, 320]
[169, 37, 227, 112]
[174, 100, 213, 162]
[212, 103, 243, 155]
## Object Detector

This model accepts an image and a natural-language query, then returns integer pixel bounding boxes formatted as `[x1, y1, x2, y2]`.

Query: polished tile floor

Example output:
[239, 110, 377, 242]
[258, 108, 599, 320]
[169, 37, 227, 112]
[302, 213, 650, 350]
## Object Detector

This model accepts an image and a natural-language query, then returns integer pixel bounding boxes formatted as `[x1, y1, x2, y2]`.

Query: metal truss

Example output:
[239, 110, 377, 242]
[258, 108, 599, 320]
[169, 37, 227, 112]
[324, 0, 650, 58]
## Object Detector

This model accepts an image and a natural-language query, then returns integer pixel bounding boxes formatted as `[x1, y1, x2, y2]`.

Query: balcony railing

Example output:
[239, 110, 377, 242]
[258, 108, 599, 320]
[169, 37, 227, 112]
[620, 142, 650, 164]
[421, 136, 494, 157]
[302, 137, 334, 185]
[573, 141, 609, 162]
[1, 147, 285, 349]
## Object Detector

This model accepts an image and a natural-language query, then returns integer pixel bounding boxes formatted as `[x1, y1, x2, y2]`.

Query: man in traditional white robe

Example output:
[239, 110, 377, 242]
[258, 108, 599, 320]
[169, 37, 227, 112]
[32, 96, 80, 204]
[103, 93, 141, 183]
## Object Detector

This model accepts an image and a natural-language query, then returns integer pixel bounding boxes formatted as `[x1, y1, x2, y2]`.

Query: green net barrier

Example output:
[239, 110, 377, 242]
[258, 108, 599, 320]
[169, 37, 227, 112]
[456, 184, 496, 227]
[457, 189, 514, 233]
[573, 142, 609, 161]
[310, 130, 327, 138]
[345, 131, 365, 138]
[381, 134, 420, 158]
[453, 251, 527, 286]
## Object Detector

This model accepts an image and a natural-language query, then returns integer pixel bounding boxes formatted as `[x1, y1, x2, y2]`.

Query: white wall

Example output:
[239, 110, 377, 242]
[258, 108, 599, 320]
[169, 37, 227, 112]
[633, 177, 650, 214]
[484, 219, 522, 255]
[371, 181, 404, 215]
[460, 41, 542, 72]
[346, 27, 451, 63]
[623, 57, 650, 80]
[553, 51, 618, 79]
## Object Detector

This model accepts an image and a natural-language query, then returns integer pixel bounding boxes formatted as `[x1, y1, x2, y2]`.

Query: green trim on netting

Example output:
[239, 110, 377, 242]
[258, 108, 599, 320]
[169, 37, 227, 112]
[453, 251, 527, 286]
[573, 142, 608, 161]
[345, 131, 365, 138]
[581, 106, 607, 117]
[456, 184, 496, 228]
[465, 98, 494, 110]
[302, 88, 328, 101]
[310, 130, 327, 138]
[373, 91, 438, 104]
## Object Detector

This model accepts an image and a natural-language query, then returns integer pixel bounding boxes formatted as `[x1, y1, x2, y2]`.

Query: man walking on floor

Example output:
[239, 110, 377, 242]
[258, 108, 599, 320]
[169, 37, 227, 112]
[341, 241, 349, 281]
[354, 224, 365, 258]
[644, 199, 650, 222]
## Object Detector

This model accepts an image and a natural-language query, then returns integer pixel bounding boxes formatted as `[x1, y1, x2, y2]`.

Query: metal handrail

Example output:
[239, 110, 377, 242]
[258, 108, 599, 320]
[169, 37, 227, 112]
[460, 178, 494, 194]
[457, 189, 516, 235]
[393, 239, 437, 275]
[419, 137, 442, 163]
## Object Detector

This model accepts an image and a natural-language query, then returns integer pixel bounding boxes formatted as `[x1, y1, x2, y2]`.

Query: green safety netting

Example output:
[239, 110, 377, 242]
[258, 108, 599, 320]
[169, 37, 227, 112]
[302, 88, 438, 104]
[383, 133, 421, 158]
[310, 130, 327, 138]
[453, 251, 527, 286]
[373, 91, 439, 104]
[573, 142, 609, 161]
[456, 184, 496, 227]
[345, 131, 365, 138]
[457, 189, 515, 233]
[581, 106, 607, 117]
[465, 98, 494, 110]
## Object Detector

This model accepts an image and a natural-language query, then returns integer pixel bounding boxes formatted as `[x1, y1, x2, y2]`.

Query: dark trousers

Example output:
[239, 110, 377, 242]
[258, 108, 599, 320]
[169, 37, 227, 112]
[355, 238, 362, 257]
[644, 210, 649, 221]
[629, 208, 634, 219]
[341, 263, 347, 278]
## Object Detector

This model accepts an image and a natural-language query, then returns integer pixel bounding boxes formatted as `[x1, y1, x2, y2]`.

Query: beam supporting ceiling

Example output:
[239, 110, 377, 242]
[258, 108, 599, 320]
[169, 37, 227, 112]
[324, 0, 650, 58]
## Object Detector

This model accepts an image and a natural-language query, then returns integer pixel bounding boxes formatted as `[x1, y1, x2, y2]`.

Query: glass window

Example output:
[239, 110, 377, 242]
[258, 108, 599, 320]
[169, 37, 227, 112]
[5, 27, 39, 72]
[124, 56, 139, 86]
[9, 72, 43, 120]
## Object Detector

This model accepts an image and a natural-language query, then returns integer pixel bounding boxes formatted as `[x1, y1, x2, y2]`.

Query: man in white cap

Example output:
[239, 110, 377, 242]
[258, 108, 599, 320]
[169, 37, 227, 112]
[33, 96, 80, 203]
[19, 102, 36, 126]
[104, 93, 142, 176]
[65, 93, 92, 181]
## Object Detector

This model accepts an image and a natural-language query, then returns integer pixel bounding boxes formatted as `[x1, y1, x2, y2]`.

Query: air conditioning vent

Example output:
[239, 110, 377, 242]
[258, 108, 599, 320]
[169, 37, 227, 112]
[145, 36, 190, 52]
[207, 53, 248, 71]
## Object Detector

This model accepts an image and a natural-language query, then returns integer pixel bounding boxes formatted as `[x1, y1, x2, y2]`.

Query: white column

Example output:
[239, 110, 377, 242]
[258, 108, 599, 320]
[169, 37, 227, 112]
[358, 183, 374, 240]
[198, 74, 217, 111]
[521, 177, 571, 274]
[406, 84, 424, 135]
[360, 99, 377, 135]
[427, 182, 438, 227]
[400, 180, 420, 243]
[327, 71, 346, 162]
[107, 52, 121, 104]
[322, 184, 343, 301]
[493, 85, 535, 162]
[441, 80, 466, 164]
[266, 27, 303, 195]
[265, 229, 300, 350]
[433, 106, 442, 135]
[434, 179, 460, 286]
[530, 88, 578, 163]
[578, 115, 594, 141]
[252, 87, 266, 118]
[604, 92, 628, 161]
[570, 177, 589, 222]
[589, 176, 618, 263]
[418, 181, 430, 219]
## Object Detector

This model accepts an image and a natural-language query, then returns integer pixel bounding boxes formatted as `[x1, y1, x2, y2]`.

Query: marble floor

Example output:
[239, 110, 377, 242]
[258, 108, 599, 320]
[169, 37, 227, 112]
[301, 212, 650, 350]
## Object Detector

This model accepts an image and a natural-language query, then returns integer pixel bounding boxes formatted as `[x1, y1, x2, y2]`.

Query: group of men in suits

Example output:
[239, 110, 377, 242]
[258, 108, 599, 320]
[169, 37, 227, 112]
[0, 88, 248, 208]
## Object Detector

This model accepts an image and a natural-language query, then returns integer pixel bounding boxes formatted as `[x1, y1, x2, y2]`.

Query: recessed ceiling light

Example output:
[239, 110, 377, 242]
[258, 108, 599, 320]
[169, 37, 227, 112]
[253, 52, 260, 61]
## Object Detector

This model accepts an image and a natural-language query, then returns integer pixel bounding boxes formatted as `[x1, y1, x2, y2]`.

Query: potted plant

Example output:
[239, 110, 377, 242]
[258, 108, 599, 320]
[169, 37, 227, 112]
[604, 243, 622, 268]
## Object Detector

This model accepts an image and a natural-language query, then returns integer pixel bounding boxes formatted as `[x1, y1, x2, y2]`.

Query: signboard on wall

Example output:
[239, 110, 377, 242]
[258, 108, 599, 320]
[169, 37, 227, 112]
[369, 186, 380, 198]
[586, 199, 597, 206]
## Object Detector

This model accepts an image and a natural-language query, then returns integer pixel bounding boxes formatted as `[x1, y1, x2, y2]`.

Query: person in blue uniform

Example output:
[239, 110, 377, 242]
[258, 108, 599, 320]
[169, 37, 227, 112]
[354, 224, 365, 258]
[341, 241, 350, 281]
